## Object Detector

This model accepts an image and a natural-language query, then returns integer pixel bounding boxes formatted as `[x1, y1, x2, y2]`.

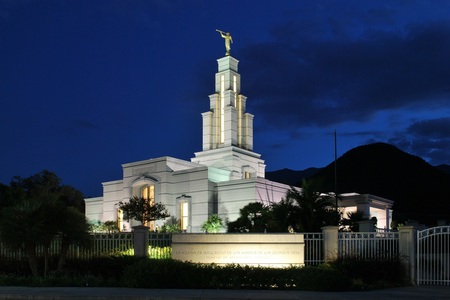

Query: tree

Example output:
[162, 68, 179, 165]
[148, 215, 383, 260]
[0, 198, 48, 276]
[118, 196, 170, 225]
[227, 202, 271, 232]
[268, 197, 300, 232]
[56, 207, 92, 271]
[201, 214, 224, 233]
[0, 170, 91, 276]
[9, 170, 85, 213]
[284, 179, 338, 232]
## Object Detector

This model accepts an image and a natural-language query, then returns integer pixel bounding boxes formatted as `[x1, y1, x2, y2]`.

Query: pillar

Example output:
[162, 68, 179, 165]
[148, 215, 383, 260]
[133, 225, 149, 257]
[322, 226, 339, 262]
[398, 226, 416, 284]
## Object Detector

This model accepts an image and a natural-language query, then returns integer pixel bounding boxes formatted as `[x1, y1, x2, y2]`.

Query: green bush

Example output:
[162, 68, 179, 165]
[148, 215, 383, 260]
[122, 260, 352, 291]
[0, 255, 409, 290]
[329, 256, 409, 289]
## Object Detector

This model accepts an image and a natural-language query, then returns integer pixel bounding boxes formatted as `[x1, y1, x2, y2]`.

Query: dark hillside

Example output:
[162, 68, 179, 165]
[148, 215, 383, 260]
[311, 143, 450, 224]
[436, 164, 450, 175]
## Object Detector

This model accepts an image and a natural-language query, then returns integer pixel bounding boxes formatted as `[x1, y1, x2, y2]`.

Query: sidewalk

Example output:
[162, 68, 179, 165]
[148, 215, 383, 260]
[1, 286, 450, 300]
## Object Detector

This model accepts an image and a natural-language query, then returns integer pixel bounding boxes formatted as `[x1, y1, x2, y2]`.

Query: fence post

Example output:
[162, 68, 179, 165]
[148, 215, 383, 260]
[398, 226, 416, 284]
[322, 226, 339, 262]
[133, 225, 149, 257]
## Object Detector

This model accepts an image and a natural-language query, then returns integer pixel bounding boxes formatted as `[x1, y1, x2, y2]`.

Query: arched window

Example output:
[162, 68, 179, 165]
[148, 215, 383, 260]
[140, 185, 155, 230]
[141, 185, 155, 202]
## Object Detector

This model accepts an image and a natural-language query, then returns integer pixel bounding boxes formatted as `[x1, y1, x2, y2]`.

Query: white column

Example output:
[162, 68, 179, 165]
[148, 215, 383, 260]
[322, 226, 339, 262]
[399, 226, 417, 284]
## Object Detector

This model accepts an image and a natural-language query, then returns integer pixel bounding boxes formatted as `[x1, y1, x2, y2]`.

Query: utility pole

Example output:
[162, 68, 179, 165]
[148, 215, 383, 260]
[334, 130, 338, 222]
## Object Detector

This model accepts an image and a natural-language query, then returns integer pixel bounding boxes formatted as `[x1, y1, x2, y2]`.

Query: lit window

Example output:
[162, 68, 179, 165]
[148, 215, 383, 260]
[233, 75, 237, 105]
[141, 185, 154, 202]
[180, 202, 189, 231]
[244, 172, 251, 179]
[140, 185, 155, 230]
[220, 75, 225, 143]
[117, 209, 123, 232]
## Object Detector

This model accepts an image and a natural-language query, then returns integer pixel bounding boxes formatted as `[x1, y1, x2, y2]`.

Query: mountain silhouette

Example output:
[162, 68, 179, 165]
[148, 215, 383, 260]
[266, 142, 450, 225]
[310, 142, 450, 225]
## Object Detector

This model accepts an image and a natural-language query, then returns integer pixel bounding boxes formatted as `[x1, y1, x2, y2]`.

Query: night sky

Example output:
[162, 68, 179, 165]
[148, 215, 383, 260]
[2, 0, 450, 197]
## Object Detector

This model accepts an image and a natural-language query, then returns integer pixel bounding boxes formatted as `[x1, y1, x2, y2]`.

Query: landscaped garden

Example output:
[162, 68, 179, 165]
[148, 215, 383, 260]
[0, 254, 409, 291]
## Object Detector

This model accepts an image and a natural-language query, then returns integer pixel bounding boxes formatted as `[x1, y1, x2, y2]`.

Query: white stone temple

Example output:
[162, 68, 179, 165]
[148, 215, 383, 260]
[85, 54, 291, 232]
[85, 51, 394, 232]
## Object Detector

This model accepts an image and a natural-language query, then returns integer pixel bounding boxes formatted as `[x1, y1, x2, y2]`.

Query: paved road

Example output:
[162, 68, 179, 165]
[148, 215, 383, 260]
[1, 286, 450, 299]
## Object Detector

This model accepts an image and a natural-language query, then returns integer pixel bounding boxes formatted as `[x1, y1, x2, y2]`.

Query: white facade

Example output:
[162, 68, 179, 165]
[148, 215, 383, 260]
[339, 193, 394, 230]
[84, 53, 394, 232]
[85, 55, 290, 232]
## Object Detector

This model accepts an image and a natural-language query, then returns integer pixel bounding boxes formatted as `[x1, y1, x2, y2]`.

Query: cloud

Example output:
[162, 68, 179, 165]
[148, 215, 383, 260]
[240, 20, 450, 130]
[388, 117, 450, 165]
[54, 119, 97, 136]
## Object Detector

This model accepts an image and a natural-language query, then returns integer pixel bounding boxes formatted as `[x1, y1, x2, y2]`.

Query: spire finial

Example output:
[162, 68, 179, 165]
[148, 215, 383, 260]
[216, 29, 233, 56]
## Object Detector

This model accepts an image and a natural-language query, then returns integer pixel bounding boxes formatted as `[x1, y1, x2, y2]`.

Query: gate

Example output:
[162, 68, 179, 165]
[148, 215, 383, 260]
[417, 226, 450, 285]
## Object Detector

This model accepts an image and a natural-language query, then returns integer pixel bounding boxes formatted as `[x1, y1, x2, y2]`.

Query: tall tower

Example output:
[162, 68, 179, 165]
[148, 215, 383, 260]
[191, 55, 265, 181]
[204, 56, 253, 150]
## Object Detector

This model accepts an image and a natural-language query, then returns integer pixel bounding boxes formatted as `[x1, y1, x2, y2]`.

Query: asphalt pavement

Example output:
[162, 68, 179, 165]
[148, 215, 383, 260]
[1, 286, 450, 300]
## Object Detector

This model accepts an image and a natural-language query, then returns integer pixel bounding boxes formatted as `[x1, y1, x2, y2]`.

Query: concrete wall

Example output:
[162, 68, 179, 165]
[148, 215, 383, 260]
[172, 233, 304, 267]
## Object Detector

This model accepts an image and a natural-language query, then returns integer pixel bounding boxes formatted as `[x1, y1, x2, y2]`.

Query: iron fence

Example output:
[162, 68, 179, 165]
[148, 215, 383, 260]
[2, 231, 402, 263]
[417, 226, 450, 285]
[338, 231, 399, 260]
[303, 233, 323, 265]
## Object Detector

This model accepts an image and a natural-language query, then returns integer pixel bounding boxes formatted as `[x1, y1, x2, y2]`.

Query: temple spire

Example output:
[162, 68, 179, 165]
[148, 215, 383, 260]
[201, 55, 253, 151]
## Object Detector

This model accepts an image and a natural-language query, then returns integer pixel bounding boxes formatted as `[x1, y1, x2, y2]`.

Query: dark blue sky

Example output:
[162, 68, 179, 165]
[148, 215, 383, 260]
[2, 0, 450, 197]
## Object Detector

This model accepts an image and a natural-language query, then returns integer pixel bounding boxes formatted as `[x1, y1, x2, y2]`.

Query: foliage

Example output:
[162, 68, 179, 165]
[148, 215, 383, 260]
[122, 260, 351, 290]
[89, 220, 119, 233]
[201, 214, 224, 233]
[159, 224, 182, 233]
[0, 170, 91, 277]
[329, 255, 409, 289]
[0, 254, 409, 290]
[283, 179, 339, 232]
[159, 217, 182, 233]
[340, 211, 366, 232]
[227, 179, 338, 233]
[9, 170, 85, 213]
[118, 196, 170, 225]
[227, 202, 271, 232]
[268, 197, 299, 232]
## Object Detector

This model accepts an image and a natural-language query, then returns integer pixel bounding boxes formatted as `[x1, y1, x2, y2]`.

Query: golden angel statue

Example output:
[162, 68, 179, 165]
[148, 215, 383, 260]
[216, 29, 233, 56]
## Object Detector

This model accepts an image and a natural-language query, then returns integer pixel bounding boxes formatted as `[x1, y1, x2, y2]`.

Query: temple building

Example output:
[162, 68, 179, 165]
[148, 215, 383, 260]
[85, 49, 394, 232]
[85, 54, 291, 232]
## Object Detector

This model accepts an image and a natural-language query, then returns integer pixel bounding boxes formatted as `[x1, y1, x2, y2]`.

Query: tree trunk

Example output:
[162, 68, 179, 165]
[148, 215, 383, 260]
[25, 244, 39, 277]
[43, 246, 49, 277]
[57, 239, 70, 272]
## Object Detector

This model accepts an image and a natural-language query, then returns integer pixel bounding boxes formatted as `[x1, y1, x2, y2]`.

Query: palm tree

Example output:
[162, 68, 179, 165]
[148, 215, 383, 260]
[285, 179, 337, 232]
[0, 198, 49, 276]
[201, 214, 224, 233]
[227, 202, 271, 232]
[268, 197, 300, 232]
[0, 170, 92, 276]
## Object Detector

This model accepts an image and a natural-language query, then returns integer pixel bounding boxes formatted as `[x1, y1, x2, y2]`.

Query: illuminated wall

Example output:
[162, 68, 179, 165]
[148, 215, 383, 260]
[172, 233, 305, 267]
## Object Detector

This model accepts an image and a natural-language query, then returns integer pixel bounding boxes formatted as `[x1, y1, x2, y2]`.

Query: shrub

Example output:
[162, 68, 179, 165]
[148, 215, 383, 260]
[329, 255, 409, 289]
[122, 260, 352, 291]
[0, 255, 409, 290]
